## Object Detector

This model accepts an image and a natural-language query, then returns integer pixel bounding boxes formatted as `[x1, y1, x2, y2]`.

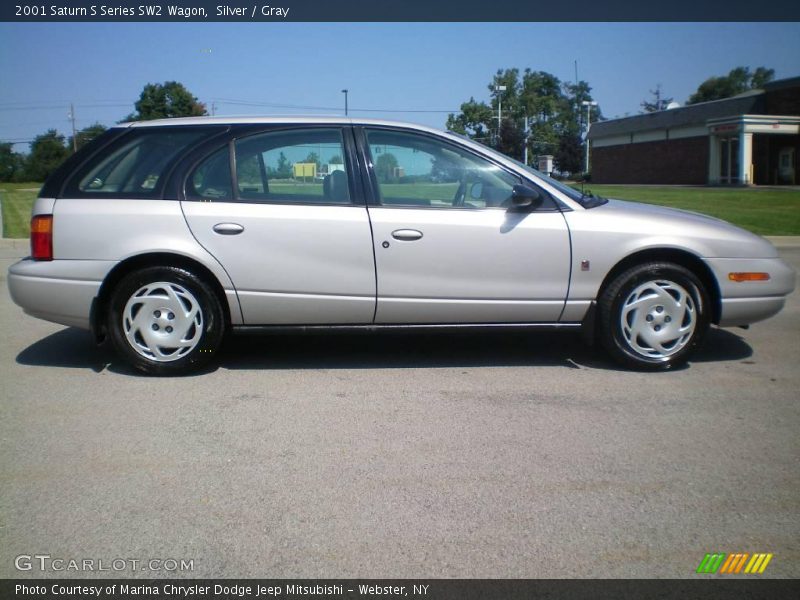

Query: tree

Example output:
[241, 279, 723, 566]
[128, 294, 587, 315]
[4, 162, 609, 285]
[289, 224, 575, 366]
[641, 84, 674, 113]
[374, 152, 398, 183]
[446, 97, 494, 141]
[446, 68, 602, 173]
[303, 151, 321, 168]
[126, 81, 207, 121]
[0, 143, 26, 182]
[497, 118, 524, 161]
[69, 123, 107, 151]
[687, 66, 775, 104]
[554, 133, 583, 176]
[24, 130, 70, 181]
[329, 154, 343, 165]
[275, 152, 292, 178]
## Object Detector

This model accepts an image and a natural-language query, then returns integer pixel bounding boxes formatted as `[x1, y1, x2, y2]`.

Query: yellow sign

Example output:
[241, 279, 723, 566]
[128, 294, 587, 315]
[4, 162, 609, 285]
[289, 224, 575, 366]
[293, 163, 316, 178]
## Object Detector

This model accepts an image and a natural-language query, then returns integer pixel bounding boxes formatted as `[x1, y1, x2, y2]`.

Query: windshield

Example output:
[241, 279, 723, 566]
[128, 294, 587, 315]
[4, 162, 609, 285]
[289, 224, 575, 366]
[448, 132, 607, 208]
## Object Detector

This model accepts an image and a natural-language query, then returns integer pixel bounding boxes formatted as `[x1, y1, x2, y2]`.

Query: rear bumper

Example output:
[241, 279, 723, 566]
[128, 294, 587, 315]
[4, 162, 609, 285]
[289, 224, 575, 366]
[704, 256, 796, 327]
[7, 258, 115, 330]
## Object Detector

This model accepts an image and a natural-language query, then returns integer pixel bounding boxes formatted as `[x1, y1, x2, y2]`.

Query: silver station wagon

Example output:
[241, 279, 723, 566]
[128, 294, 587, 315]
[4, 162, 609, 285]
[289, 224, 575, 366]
[7, 117, 796, 374]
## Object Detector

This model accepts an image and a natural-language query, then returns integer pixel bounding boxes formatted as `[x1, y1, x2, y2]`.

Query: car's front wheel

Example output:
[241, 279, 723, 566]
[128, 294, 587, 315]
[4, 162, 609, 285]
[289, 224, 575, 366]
[598, 262, 710, 370]
[107, 266, 225, 375]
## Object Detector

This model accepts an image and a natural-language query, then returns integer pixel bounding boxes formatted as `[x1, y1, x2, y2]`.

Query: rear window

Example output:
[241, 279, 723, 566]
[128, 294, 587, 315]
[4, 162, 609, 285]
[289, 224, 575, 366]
[64, 127, 212, 198]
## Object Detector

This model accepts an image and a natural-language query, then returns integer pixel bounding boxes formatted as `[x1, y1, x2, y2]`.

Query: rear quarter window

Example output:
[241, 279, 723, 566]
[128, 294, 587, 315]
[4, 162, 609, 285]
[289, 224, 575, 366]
[63, 127, 219, 199]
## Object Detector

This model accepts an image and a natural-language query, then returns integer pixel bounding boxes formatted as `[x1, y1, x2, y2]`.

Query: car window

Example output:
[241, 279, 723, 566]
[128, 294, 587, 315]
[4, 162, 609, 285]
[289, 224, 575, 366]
[365, 129, 519, 209]
[188, 146, 233, 200]
[233, 129, 351, 204]
[75, 129, 208, 196]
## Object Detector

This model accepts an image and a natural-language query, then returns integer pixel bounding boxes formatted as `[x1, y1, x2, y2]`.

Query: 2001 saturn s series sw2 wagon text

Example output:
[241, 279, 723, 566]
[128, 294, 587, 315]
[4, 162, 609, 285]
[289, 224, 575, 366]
[7, 117, 796, 375]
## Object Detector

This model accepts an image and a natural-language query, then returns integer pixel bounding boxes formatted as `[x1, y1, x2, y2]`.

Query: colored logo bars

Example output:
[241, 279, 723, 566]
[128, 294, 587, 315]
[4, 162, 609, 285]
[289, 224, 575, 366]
[696, 553, 773, 574]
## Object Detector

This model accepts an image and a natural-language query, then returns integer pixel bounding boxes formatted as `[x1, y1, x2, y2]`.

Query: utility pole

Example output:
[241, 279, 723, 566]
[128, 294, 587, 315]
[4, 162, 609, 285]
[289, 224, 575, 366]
[581, 100, 598, 174]
[523, 115, 529, 166]
[341, 89, 348, 116]
[211, 101, 216, 116]
[68, 103, 78, 152]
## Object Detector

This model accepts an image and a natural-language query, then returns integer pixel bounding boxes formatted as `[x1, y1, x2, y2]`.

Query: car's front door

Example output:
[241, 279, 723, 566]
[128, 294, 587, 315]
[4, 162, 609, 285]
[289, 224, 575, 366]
[360, 127, 571, 324]
[181, 127, 376, 324]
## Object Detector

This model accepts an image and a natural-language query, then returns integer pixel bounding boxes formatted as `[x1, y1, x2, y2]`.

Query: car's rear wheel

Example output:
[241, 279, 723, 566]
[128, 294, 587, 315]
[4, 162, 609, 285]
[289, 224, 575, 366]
[598, 262, 710, 370]
[107, 266, 225, 375]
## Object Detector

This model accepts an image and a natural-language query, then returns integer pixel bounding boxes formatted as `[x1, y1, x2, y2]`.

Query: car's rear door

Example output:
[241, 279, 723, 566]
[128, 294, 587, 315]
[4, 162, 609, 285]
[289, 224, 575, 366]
[358, 127, 571, 323]
[180, 126, 376, 324]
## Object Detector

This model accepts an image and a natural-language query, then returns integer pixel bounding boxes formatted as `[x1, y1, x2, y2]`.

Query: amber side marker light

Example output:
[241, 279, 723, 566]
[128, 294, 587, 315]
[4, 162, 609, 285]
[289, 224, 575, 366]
[30, 214, 53, 261]
[729, 272, 770, 282]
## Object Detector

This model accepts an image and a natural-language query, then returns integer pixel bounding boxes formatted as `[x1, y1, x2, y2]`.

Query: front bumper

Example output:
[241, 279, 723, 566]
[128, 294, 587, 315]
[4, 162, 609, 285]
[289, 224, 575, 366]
[704, 256, 796, 327]
[8, 258, 116, 330]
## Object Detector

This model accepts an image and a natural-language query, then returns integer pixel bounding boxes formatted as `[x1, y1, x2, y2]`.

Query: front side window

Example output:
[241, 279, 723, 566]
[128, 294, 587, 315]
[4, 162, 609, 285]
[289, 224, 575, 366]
[365, 129, 519, 209]
[74, 128, 208, 197]
[233, 128, 351, 204]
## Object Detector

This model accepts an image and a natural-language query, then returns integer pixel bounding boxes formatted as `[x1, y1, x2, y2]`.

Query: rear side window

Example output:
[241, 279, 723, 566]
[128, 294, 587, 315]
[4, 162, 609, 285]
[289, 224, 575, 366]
[188, 146, 233, 200]
[233, 128, 352, 205]
[65, 128, 211, 198]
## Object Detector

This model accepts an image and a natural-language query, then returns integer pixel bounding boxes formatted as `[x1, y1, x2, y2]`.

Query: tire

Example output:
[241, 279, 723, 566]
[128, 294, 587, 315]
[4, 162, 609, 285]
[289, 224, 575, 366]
[597, 262, 710, 371]
[107, 266, 225, 375]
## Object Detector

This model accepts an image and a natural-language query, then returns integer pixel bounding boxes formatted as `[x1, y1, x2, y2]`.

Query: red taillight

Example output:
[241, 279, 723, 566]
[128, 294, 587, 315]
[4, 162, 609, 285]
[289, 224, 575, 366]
[30, 215, 53, 261]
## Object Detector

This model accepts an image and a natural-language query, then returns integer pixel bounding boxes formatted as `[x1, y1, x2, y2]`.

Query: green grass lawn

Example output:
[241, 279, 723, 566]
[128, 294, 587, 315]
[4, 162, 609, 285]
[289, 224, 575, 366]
[2, 181, 798, 238]
[582, 185, 800, 236]
[0, 183, 39, 238]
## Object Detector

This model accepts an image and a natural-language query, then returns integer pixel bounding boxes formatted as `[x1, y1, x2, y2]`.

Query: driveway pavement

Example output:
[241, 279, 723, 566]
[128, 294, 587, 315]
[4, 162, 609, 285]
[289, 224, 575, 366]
[1, 243, 798, 579]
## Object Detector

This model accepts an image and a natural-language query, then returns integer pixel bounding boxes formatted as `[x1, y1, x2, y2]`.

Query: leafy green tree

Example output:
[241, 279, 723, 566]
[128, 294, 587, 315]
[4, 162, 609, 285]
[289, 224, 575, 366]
[374, 152, 398, 183]
[0, 143, 26, 182]
[24, 130, 70, 181]
[519, 70, 564, 158]
[446, 97, 494, 141]
[687, 66, 775, 104]
[750, 66, 775, 89]
[69, 123, 107, 151]
[329, 154, 343, 165]
[554, 133, 583, 176]
[304, 152, 321, 168]
[641, 84, 673, 113]
[497, 118, 524, 161]
[447, 68, 601, 172]
[125, 81, 207, 121]
[275, 151, 292, 178]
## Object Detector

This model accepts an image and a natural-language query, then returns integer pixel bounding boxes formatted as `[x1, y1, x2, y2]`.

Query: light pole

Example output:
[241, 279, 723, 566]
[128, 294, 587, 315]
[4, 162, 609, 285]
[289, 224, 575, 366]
[494, 85, 506, 145]
[581, 100, 598, 174]
[341, 89, 348, 116]
[523, 115, 529, 166]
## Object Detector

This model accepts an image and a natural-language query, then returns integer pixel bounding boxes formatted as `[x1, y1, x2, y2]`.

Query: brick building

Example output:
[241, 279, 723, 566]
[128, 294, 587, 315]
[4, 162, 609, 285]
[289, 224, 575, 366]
[588, 77, 800, 185]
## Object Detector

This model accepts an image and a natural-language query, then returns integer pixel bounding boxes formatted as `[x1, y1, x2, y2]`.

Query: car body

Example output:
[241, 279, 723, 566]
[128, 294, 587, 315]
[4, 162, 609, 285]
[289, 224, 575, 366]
[7, 117, 796, 374]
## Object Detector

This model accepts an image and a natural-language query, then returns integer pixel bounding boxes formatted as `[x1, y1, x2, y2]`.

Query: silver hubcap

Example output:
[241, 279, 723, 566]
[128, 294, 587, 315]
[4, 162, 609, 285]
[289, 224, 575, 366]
[620, 279, 696, 360]
[122, 282, 203, 362]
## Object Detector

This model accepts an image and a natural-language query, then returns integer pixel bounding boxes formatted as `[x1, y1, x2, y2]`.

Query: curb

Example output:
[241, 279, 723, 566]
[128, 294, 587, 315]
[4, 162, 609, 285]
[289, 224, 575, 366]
[766, 236, 800, 247]
[0, 238, 29, 248]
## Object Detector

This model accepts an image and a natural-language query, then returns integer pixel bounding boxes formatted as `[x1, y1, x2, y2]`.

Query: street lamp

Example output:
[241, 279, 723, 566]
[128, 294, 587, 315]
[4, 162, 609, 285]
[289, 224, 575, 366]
[494, 85, 507, 146]
[581, 100, 598, 174]
[341, 89, 348, 116]
[495, 84, 507, 127]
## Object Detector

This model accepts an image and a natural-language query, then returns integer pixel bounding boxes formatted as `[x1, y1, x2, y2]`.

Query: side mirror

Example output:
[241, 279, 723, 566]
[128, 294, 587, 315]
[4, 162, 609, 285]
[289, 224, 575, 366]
[510, 184, 541, 209]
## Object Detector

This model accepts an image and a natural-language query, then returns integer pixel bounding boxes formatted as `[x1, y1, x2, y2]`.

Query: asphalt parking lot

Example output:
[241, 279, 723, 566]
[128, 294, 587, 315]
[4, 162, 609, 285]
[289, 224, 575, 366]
[1, 239, 798, 579]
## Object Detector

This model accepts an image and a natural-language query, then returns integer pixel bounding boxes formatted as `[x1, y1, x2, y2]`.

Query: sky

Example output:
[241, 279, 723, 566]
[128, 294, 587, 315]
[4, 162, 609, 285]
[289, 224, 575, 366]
[1, 22, 799, 151]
